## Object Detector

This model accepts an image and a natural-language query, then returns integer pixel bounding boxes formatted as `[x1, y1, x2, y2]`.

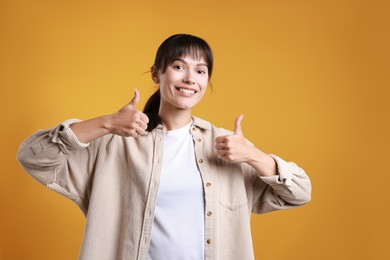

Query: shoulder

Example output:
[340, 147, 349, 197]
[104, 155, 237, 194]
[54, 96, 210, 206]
[192, 116, 232, 136]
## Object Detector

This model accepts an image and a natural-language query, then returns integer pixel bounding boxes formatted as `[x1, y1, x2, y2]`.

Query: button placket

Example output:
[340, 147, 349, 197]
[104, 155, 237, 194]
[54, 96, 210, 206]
[192, 128, 214, 258]
[138, 131, 165, 258]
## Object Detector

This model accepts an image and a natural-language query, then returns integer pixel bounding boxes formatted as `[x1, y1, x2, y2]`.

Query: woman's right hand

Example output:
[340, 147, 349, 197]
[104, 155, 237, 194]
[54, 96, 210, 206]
[107, 88, 149, 137]
[70, 89, 149, 143]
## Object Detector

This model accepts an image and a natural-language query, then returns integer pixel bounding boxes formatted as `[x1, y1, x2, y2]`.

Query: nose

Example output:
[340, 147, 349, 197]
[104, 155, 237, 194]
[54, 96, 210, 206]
[182, 71, 195, 85]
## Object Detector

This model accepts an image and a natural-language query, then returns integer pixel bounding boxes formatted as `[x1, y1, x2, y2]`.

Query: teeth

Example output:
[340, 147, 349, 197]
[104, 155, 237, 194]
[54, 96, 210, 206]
[179, 88, 195, 94]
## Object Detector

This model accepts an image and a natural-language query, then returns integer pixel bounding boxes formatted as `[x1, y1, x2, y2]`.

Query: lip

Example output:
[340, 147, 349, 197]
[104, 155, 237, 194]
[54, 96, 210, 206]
[175, 86, 198, 96]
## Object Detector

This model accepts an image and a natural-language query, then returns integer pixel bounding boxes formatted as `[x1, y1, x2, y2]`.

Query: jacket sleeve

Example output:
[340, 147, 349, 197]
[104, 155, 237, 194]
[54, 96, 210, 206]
[251, 154, 312, 214]
[16, 119, 101, 215]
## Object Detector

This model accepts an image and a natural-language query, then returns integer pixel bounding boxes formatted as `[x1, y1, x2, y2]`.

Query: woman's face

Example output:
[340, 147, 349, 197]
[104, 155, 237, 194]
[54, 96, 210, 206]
[155, 55, 209, 112]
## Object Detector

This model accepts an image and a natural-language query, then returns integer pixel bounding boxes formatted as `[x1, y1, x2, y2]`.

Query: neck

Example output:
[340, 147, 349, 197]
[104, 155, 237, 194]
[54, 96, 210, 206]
[159, 105, 192, 131]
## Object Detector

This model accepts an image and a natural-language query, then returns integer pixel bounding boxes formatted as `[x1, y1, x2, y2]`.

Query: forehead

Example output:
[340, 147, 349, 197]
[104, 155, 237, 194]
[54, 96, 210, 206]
[171, 45, 208, 64]
[174, 55, 207, 66]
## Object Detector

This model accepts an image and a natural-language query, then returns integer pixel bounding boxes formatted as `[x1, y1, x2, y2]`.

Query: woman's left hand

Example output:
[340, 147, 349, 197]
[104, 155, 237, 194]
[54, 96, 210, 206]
[215, 115, 278, 177]
[215, 115, 255, 163]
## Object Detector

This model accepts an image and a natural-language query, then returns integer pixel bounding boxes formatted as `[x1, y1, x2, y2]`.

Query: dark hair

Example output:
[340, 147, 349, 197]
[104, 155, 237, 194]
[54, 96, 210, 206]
[144, 34, 214, 131]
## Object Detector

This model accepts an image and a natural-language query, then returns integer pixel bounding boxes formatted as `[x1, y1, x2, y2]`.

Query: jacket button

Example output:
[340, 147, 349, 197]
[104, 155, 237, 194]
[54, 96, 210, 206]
[206, 239, 211, 244]
[206, 182, 211, 187]
[207, 211, 212, 216]
[197, 138, 202, 142]
[198, 159, 204, 163]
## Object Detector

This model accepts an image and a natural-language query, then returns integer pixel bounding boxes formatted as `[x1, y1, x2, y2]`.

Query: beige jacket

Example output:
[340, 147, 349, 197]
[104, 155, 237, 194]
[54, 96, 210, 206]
[17, 116, 311, 260]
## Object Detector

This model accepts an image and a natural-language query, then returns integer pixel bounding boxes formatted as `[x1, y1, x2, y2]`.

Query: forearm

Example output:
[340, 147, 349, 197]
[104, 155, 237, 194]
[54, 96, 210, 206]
[247, 147, 278, 177]
[247, 147, 312, 205]
[253, 154, 312, 209]
[70, 115, 112, 143]
[17, 119, 92, 186]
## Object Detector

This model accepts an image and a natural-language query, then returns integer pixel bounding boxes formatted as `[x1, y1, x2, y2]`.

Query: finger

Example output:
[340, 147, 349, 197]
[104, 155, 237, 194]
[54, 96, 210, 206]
[216, 149, 227, 157]
[137, 120, 148, 130]
[233, 114, 244, 136]
[129, 88, 140, 109]
[123, 129, 138, 137]
[215, 142, 228, 150]
[135, 126, 146, 136]
[217, 150, 232, 161]
[215, 136, 228, 144]
[140, 113, 150, 124]
[132, 111, 149, 125]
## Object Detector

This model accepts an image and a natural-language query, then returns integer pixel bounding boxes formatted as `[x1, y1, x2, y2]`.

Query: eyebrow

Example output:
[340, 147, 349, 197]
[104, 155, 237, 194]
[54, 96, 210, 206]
[173, 58, 208, 67]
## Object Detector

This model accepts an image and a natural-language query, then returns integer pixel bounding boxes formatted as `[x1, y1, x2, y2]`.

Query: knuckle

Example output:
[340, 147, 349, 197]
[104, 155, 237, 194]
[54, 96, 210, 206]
[143, 114, 150, 123]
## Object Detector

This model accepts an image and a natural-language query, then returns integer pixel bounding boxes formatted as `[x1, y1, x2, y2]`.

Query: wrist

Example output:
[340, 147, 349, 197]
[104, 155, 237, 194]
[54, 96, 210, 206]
[101, 114, 114, 134]
[247, 148, 277, 177]
[247, 147, 266, 166]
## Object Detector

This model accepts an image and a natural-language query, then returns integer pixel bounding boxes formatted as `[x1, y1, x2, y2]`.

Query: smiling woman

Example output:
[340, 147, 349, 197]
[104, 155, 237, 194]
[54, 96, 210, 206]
[145, 34, 213, 131]
[158, 57, 208, 105]
[17, 33, 311, 260]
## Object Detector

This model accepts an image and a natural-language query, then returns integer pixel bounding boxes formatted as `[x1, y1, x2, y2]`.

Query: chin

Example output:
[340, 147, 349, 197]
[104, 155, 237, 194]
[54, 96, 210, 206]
[178, 101, 202, 110]
[177, 105, 195, 110]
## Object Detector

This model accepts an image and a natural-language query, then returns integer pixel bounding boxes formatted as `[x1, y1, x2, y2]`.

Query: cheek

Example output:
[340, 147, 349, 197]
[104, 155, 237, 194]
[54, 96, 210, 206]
[197, 86, 208, 100]
[196, 74, 208, 85]
[159, 85, 172, 99]
[200, 79, 209, 92]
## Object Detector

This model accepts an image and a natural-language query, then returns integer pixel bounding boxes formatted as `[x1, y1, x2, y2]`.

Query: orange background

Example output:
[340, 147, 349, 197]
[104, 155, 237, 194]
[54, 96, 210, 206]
[1, 0, 389, 259]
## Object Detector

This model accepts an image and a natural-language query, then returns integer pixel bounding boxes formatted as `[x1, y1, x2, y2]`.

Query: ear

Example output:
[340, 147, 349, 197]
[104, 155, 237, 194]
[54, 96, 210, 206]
[151, 66, 159, 84]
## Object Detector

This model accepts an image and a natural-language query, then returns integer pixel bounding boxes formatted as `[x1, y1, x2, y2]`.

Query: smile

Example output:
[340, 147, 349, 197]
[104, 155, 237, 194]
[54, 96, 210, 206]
[176, 87, 197, 94]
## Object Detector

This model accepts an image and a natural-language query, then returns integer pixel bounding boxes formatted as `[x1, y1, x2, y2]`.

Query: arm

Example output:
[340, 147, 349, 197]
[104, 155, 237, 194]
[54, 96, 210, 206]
[17, 89, 149, 213]
[70, 88, 149, 143]
[214, 115, 311, 210]
[214, 115, 277, 177]
[17, 119, 97, 214]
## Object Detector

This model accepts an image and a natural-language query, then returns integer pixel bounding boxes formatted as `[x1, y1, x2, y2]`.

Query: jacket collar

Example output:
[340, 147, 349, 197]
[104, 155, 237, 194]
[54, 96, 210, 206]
[150, 116, 211, 134]
[191, 116, 212, 131]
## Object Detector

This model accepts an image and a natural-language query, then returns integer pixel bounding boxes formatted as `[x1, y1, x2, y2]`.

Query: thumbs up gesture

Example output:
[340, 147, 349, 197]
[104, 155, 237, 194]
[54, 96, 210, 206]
[233, 114, 244, 136]
[215, 115, 255, 164]
[109, 88, 149, 137]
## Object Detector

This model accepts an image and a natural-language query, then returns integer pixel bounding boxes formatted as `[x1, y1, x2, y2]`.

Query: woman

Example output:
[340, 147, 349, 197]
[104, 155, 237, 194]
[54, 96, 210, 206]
[17, 34, 311, 260]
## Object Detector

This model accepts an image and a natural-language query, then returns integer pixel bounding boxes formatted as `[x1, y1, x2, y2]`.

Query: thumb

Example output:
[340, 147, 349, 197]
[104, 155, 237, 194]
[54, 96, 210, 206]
[233, 114, 244, 135]
[129, 88, 140, 109]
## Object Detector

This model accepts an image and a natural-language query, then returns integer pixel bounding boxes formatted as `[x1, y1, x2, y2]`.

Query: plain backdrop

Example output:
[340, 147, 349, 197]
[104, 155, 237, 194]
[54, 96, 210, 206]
[1, 0, 389, 259]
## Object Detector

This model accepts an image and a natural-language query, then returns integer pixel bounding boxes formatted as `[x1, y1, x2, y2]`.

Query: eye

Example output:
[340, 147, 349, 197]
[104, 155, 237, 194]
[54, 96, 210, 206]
[173, 64, 185, 70]
[197, 67, 208, 75]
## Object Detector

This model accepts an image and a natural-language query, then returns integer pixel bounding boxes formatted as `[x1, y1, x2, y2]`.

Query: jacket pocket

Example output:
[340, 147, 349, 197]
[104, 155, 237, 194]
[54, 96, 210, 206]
[219, 200, 248, 212]
[217, 159, 249, 212]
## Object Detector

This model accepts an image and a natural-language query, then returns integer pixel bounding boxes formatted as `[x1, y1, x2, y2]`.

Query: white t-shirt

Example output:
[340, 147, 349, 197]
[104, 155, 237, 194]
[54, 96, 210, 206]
[148, 122, 205, 260]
